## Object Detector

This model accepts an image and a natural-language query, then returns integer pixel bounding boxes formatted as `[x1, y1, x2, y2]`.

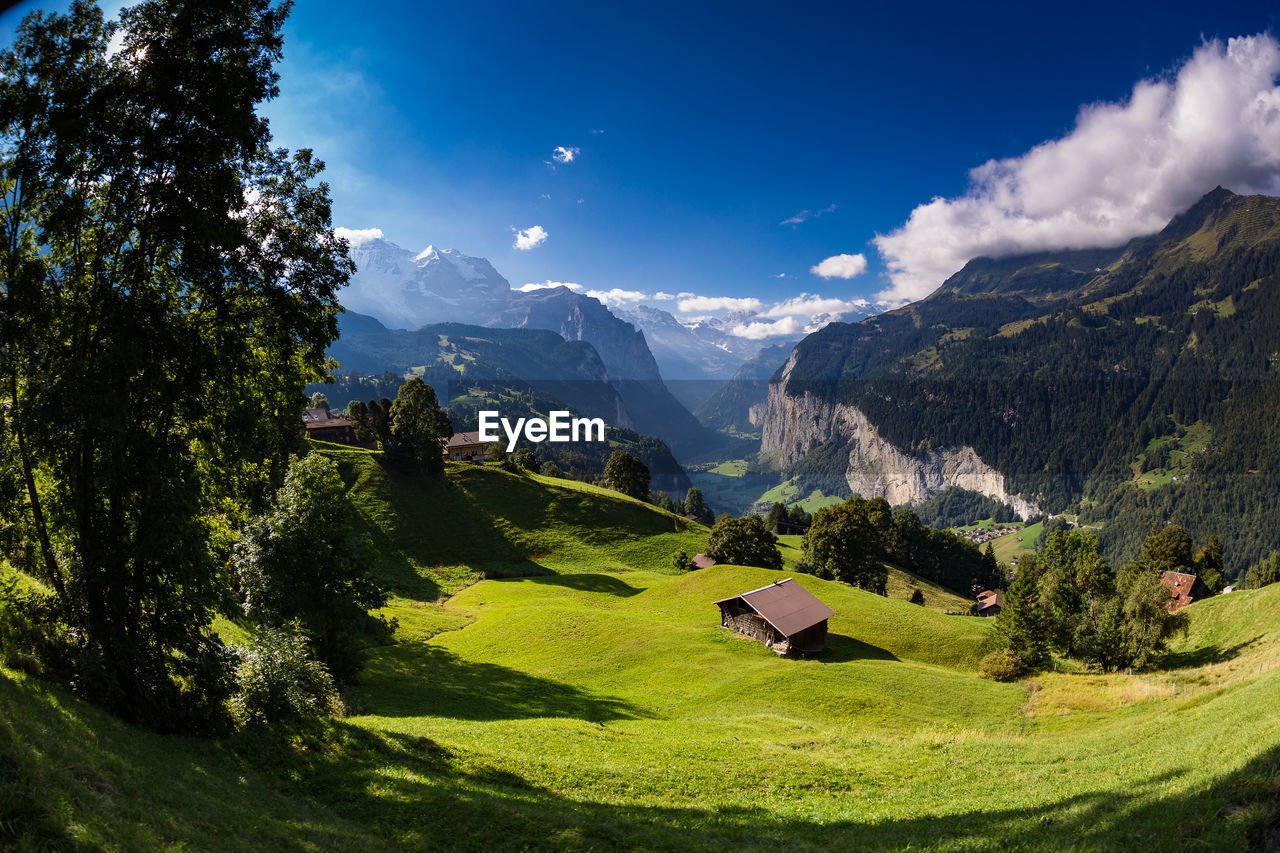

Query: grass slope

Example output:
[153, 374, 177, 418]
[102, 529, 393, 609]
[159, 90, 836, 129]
[4, 460, 1279, 851]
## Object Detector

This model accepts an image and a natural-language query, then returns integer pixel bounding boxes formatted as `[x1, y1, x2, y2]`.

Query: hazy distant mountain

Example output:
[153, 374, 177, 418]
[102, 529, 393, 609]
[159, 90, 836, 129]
[693, 343, 795, 434]
[612, 305, 792, 380]
[338, 238, 714, 456]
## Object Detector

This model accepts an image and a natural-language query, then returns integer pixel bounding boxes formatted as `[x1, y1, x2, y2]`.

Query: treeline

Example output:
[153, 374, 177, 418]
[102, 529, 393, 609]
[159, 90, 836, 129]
[795, 499, 1002, 597]
[687, 496, 1002, 599]
[912, 488, 1020, 527]
[982, 525, 1223, 680]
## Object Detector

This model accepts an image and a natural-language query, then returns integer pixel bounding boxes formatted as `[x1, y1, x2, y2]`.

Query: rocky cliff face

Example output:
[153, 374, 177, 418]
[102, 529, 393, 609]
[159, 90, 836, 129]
[761, 353, 1040, 519]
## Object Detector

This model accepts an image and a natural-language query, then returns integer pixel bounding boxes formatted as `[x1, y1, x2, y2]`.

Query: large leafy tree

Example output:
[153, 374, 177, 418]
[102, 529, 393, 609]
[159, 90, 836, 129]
[705, 515, 782, 571]
[801, 500, 888, 594]
[386, 378, 452, 476]
[233, 453, 387, 684]
[0, 0, 350, 730]
[603, 450, 650, 501]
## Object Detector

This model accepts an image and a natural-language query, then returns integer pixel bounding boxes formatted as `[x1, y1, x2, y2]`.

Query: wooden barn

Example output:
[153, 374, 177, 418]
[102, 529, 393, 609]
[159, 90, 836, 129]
[975, 590, 1004, 617]
[1160, 571, 1210, 612]
[713, 578, 835, 657]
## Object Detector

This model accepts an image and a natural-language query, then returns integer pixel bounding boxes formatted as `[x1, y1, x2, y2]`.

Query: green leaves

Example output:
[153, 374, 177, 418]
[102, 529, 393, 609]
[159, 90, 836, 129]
[0, 0, 351, 729]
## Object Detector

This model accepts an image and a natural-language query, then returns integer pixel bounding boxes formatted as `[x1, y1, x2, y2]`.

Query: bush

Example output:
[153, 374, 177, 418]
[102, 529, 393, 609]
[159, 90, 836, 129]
[512, 447, 541, 474]
[910, 588, 925, 606]
[672, 551, 695, 572]
[230, 625, 340, 728]
[978, 650, 1028, 682]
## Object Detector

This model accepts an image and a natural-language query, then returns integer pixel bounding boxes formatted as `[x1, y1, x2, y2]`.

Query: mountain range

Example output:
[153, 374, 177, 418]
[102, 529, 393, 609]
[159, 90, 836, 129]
[761, 187, 1280, 575]
[337, 237, 715, 456]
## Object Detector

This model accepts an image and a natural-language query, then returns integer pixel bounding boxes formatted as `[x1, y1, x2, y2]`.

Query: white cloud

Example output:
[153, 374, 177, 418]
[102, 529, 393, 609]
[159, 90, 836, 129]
[772, 273, 788, 279]
[512, 225, 548, 250]
[552, 146, 580, 164]
[781, 203, 837, 226]
[653, 291, 676, 300]
[875, 33, 1280, 302]
[586, 287, 648, 306]
[810, 253, 869, 279]
[729, 316, 805, 340]
[676, 295, 764, 313]
[519, 280, 584, 293]
[334, 226, 384, 246]
[760, 293, 870, 319]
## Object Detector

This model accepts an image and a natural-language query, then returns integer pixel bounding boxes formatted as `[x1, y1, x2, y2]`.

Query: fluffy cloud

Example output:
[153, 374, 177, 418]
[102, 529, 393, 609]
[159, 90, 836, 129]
[676, 295, 764, 313]
[729, 316, 805, 340]
[552, 146, 580, 164]
[759, 293, 870, 319]
[781, 203, 837, 226]
[518, 280, 584, 293]
[665, 288, 878, 340]
[810, 253, 868, 279]
[512, 225, 548, 250]
[586, 288, 648, 306]
[653, 291, 676, 300]
[875, 34, 1280, 303]
[334, 226, 384, 245]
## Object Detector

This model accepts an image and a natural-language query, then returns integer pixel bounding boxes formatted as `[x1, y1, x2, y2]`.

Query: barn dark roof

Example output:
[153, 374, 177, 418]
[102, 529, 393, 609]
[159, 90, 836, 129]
[713, 578, 834, 638]
[1160, 571, 1208, 611]
[444, 431, 486, 448]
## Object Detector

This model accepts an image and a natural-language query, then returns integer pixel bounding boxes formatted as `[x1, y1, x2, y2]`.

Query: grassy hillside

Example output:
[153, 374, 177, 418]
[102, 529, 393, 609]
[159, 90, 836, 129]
[3, 458, 1279, 851]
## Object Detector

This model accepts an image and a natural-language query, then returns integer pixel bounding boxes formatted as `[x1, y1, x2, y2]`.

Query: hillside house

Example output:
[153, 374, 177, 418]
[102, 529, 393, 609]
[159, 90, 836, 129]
[1160, 571, 1210, 612]
[713, 578, 834, 657]
[444, 431, 489, 461]
[302, 409, 359, 446]
[975, 590, 1004, 617]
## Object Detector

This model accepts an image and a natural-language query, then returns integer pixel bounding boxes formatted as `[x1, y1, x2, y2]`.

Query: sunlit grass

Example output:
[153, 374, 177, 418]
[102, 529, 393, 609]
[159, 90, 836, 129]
[3, 463, 1279, 850]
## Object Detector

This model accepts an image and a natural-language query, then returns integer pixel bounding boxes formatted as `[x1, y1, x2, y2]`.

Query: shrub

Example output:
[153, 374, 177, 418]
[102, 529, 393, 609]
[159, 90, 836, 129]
[230, 625, 340, 728]
[979, 650, 1027, 682]
[512, 447, 541, 474]
[672, 551, 695, 572]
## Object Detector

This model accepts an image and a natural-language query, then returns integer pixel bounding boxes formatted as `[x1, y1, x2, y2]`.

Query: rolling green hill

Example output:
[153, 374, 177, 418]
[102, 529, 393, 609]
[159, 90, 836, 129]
[3, 456, 1279, 850]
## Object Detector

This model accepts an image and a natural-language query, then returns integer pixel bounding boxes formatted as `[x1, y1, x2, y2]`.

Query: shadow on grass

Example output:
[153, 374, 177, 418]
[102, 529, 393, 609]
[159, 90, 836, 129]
[817, 632, 899, 663]
[519, 573, 644, 597]
[1159, 635, 1266, 669]
[4, 666, 1279, 851]
[360, 644, 644, 722]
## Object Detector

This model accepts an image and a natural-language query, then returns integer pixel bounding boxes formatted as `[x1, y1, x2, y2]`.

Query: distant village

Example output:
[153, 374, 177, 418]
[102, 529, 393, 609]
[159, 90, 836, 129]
[951, 525, 1020, 546]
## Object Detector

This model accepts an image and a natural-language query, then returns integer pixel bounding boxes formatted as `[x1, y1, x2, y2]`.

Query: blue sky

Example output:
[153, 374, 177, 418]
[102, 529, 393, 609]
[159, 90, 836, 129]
[4, 0, 1280, 333]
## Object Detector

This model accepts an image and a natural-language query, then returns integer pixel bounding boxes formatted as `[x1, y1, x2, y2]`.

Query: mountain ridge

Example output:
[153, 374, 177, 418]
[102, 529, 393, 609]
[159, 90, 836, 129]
[764, 187, 1280, 573]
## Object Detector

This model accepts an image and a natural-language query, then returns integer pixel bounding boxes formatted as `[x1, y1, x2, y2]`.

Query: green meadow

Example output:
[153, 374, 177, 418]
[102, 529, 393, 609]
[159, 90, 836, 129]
[3, 454, 1279, 850]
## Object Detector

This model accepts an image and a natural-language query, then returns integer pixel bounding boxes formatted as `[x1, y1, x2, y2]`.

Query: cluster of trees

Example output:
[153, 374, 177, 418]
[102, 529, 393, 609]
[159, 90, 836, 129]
[797, 499, 1002, 597]
[982, 525, 1220, 680]
[652, 487, 714, 524]
[0, 1, 392, 733]
[912, 488, 1020, 528]
[345, 377, 453, 476]
[763, 502, 812, 534]
[1243, 552, 1280, 589]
